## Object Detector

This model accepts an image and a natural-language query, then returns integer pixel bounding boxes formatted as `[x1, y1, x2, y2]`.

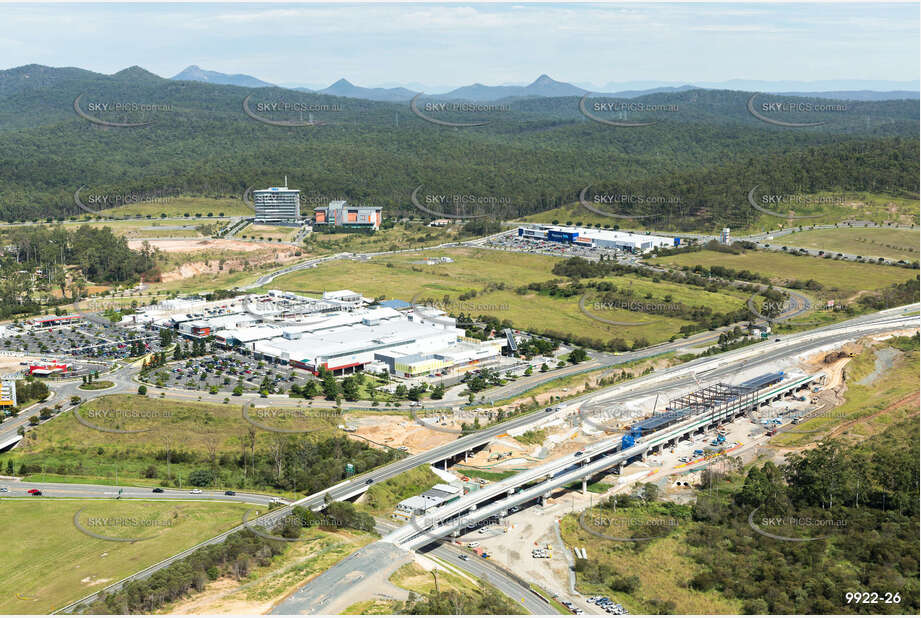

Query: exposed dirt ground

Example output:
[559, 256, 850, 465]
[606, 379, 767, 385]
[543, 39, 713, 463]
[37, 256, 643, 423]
[126, 238, 302, 283]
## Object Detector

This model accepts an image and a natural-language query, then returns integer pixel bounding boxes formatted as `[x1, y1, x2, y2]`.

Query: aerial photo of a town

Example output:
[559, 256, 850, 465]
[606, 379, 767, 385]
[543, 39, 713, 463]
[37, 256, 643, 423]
[0, 1, 918, 617]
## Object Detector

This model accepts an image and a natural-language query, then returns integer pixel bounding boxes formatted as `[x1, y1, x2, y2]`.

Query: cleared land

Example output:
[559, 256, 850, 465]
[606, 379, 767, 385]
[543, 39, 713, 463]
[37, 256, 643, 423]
[264, 247, 753, 346]
[776, 227, 919, 262]
[521, 192, 920, 234]
[307, 221, 476, 254]
[771, 336, 919, 448]
[160, 526, 376, 615]
[648, 248, 917, 299]
[0, 499, 250, 614]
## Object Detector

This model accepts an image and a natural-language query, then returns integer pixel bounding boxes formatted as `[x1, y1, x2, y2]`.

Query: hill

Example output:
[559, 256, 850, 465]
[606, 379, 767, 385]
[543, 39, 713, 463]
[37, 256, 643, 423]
[170, 64, 274, 88]
[0, 64, 916, 225]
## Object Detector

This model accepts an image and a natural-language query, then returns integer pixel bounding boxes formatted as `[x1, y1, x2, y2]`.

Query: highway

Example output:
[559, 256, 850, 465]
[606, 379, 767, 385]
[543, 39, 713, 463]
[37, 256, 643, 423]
[238, 306, 918, 615]
[387, 374, 821, 549]
[45, 304, 920, 613]
[0, 479, 287, 505]
[267, 519, 559, 615]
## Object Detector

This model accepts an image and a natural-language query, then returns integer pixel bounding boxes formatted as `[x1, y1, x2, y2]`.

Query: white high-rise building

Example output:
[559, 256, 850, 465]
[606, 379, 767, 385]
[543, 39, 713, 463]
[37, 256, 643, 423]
[254, 178, 300, 223]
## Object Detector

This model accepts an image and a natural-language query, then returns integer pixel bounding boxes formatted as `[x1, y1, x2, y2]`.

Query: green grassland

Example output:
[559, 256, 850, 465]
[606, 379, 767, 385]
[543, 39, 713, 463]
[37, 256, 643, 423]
[0, 218, 219, 241]
[357, 465, 441, 516]
[560, 512, 743, 614]
[0, 499, 250, 614]
[95, 196, 253, 218]
[243, 224, 301, 242]
[648, 248, 917, 299]
[8, 395, 339, 489]
[306, 221, 476, 254]
[521, 192, 920, 234]
[264, 247, 753, 346]
[770, 336, 919, 448]
[776, 227, 919, 262]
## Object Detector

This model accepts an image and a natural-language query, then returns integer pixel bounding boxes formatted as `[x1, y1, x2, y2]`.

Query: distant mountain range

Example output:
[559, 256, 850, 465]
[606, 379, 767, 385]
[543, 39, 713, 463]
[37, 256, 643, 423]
[170, 65, 274, 88]
[34, 63, 916, 103]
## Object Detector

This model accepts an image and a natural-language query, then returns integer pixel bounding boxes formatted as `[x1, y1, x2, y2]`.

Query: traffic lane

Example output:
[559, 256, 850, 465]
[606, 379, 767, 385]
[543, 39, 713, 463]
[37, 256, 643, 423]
[0, 480, 283, 505]
[427, 543, 558, 615]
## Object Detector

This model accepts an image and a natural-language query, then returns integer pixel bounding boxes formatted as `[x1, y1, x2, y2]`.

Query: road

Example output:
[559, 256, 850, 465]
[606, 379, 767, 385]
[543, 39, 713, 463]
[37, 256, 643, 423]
[263, 307, 918, 613]
[38, 305, 921, 612]
[268, 519, 557, 615]
[0, 479, 286, 505]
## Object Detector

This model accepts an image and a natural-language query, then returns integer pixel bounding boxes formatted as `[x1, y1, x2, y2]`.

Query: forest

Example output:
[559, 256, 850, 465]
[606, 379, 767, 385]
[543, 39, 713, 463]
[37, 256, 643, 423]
[0, 65, 917, 227]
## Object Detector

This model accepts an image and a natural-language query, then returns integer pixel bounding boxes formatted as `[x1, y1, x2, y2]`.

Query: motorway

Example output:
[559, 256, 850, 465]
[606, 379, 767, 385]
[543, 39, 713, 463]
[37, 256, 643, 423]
[0, 479, 286, 505]
[45, 304, 921, 612]
[387, 375, 821, 549]
[267, 520, 557, 615]
[232, 305, 918, 614]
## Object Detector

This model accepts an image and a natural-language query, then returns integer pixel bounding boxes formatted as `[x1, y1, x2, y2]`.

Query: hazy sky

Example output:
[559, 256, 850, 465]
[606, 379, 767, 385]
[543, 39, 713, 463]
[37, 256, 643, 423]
[1, 2, 918, 89]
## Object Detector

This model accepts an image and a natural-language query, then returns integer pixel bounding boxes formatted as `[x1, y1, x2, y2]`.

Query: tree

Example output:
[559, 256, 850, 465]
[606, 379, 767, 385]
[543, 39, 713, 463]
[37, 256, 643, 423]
[569, 348, 588, 364]
[430, 383, 445, 400]
[137, 385, 147, 395]
[322, 372, 340, 400]
[188, 469, 214, 487]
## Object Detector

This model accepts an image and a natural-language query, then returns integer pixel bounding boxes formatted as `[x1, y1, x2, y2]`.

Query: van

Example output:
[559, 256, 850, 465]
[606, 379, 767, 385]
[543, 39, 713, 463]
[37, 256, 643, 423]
[466, 541, 480, 549]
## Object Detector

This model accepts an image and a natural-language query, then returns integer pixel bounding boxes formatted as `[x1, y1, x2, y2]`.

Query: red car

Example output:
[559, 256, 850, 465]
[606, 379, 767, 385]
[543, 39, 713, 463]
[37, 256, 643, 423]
[26, 488, 40, 494]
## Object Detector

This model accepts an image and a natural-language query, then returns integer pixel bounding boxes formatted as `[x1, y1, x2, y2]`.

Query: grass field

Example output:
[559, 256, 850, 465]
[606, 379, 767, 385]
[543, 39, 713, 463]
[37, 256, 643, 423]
[242, 224, 301, 242]
[357, 465, 441, 516]
[648, 248, 917, 299]
[0, 218, 221, 241]
[95, 196, 253, 218]
[306, 221, 481, 255]
[263, 247, 753, 346]
[560, 512, 744, 614]
[770, 336, 919, 448]
[777, 227, 919, 262]
[520, 192, 920, 234]
[7, 395, 338, 490]
[0, 499, 250, 614]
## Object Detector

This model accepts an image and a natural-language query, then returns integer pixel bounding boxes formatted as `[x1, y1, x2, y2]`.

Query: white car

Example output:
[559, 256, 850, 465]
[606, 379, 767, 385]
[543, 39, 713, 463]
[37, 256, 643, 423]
[190, 488, 203, 494]
[0, 487, 8, 492]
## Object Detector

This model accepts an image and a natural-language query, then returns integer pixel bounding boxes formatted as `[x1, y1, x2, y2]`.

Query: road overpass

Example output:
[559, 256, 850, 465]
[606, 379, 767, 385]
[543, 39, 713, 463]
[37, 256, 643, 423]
[385, 373, 822, 549]
[53, 304, 918, 613]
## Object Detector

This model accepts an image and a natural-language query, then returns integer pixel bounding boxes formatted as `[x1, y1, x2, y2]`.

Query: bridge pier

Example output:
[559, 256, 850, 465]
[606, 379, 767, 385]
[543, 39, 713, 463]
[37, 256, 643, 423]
[582, 477, 588, 495]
